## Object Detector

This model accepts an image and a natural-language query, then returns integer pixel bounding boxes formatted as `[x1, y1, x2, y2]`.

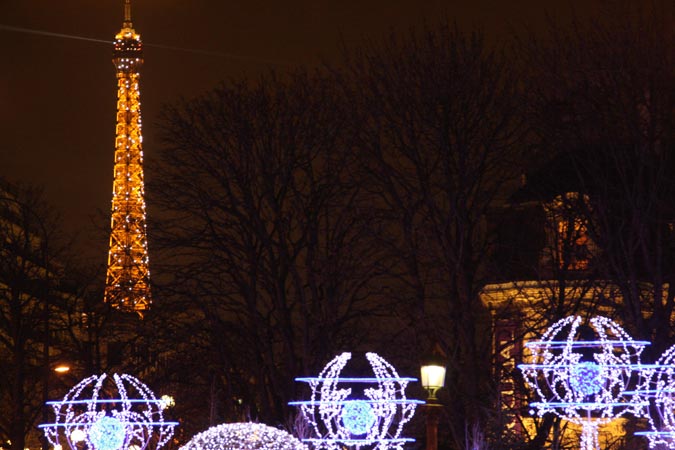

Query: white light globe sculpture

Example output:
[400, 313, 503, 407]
[635, 344, 675, 449]
[518, 316, 649, 450]
[39, 373, 178, 450]
[179, 422, 308, 450]
[289, 352, 423, 450]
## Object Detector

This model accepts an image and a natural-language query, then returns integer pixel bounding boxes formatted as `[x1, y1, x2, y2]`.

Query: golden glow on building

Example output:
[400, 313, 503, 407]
[104, 0, 151, 315]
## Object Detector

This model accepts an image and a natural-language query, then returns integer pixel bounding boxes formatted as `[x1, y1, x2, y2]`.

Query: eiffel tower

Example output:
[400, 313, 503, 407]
[104, 0, 151, 315]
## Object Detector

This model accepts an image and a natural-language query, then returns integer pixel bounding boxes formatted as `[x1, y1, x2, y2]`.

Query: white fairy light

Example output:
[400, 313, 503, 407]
[39, 373, 178, 450]
[179, 422, 307, 450]
[69, 429, 86, 443]
[159, 395, 175, 410]
[634, 345, 675, 449]
[290, 352, 423, 450]
[519, 316, 649, 450]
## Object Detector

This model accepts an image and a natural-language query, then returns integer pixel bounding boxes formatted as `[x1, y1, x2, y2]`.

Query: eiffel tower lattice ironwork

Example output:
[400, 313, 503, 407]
[104, 0, 151, 315]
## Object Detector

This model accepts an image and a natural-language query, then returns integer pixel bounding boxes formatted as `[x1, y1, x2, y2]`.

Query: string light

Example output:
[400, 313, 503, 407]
[634, 345, 675, 448]
[290, 352, 423, 449]
[88, 416, 126, 450]
[570, 361, 604, 396]
[39, 373, 178, 450]
[519, 316, 649, 450]
[341, 400, 377, 435]
[179, 423, 307, 450]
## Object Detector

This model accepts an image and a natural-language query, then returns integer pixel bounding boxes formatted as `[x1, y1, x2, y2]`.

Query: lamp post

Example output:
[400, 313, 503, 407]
[42, 364, 70, 450]
[421, 360, 446, 450]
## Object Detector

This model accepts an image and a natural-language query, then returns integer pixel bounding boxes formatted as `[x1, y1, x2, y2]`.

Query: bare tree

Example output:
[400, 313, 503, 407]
[0, 180, 71, 450]
[338, 24, 528, 448]
[519, 1, 675, 355]
[149, 71, 390, 431]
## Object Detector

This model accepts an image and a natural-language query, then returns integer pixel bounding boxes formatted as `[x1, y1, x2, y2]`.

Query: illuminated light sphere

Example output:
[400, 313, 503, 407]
[341, 401, 377, 435]
[88, 416, 126, 450]
[179, 422, 307, 450]
[290, 352, 423, 449]
[634, 344, 675, 449]
[518, 316, 649, 450]
[39, 373, 178, 450]
[571, 361, 603, 396]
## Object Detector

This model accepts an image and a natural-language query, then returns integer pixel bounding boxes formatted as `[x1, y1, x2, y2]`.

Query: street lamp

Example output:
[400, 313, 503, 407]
[421, 361, 446, 401]
[53, 364, 70, 374]
[421, 358, 446, 450]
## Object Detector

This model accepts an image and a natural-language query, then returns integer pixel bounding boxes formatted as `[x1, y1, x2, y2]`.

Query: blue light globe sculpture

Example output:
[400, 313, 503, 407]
[39, 373, 178, 450]
[289, 352, 423, 450]
[519, 316, 649, 450]
[635, 344, 675, 449]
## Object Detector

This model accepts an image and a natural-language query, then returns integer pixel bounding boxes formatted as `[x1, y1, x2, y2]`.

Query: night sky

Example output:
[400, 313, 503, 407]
[0, 0, 599, 262]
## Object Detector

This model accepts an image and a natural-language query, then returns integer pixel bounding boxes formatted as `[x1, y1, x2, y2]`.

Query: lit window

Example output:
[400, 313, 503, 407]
[544, 192, 593, 271]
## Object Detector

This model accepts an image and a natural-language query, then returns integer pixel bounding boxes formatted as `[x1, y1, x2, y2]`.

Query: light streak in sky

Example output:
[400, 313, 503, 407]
[0, 24, 291, 66]
[0, 24, 110, 44]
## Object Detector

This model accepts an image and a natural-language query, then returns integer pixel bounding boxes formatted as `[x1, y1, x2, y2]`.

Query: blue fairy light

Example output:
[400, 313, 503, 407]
[341, 400, 377, 435]
[571, 361, 603, 396]
[88, 416, 126, 450]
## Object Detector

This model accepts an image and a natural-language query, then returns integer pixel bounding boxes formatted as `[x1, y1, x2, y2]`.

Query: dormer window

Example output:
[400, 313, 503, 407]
[543, 192, 594, 271]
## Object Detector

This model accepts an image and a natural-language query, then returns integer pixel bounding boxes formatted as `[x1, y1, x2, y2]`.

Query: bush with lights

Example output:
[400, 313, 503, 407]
[179, 422, 308, 450]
